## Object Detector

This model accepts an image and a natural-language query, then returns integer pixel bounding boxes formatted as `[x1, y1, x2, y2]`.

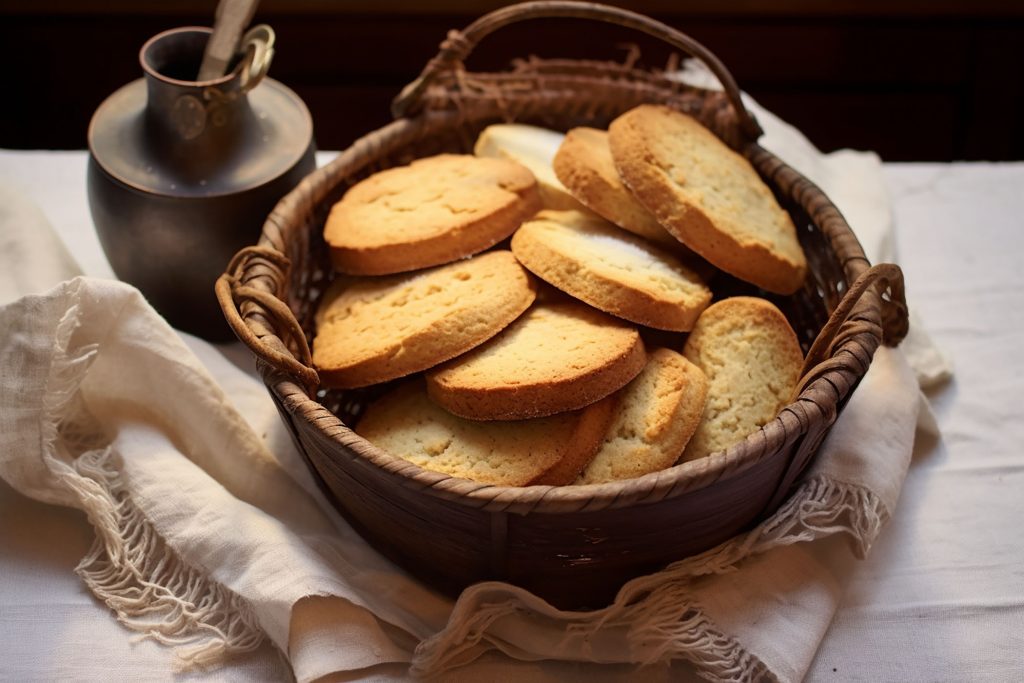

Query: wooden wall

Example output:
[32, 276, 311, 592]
[1, 1, 1022, 161]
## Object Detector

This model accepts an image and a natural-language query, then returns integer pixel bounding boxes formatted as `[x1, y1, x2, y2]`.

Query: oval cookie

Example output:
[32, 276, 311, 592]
[312, 250, 535, 388]
[553, 126, 682, 250]
[680, 297, 804, 462]
[577, 348, 708, 484]
[358, 381, 616, 487]
[511, 210, 712, 331]
[426, 301, 646, 420]
[324, 154, 542, 275]
[609, 105, 807, 294]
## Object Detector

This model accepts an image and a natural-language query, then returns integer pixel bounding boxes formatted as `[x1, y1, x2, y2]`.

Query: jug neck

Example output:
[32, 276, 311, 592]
[141, 27, 252, 149]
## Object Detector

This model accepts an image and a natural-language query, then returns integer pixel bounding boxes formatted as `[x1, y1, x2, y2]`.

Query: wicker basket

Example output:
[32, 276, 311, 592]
[216, 1, 908, 609]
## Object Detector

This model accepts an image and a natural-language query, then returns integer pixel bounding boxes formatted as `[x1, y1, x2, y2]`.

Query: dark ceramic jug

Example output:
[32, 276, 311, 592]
[88, 25, 315, 341]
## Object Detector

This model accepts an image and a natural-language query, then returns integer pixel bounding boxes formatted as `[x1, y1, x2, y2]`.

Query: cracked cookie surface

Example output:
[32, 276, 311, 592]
[324, 153, 542, 275]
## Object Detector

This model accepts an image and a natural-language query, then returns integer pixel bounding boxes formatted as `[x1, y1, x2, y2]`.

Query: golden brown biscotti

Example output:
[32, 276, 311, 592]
[474, 123, 588, 212]
[553, 126, 682, 250]
[426, 301, 646, 420]
[680, 296, 804, 462]
[511, 210, 712, 331]
[324, 153, 542, 275]
[577, 348, 708, 484]
[312, 250, 535, 388]
[357, 381, 616, 486]
[609, 105, 807, 294]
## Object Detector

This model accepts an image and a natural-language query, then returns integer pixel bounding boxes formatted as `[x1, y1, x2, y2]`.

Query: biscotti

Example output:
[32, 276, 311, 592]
[680, 296, 803, 462]
[357, 381, 616, 486]
[312, 250, 535, 388]
[609, 105, 807, 294]
[426, 301, 646, 420]
[474, 123, 587, 212]
[577, 348, 708, 484]
[324, 153, 542, 275]
[511, 209, 712, 331]
[553, 126, 680, 250]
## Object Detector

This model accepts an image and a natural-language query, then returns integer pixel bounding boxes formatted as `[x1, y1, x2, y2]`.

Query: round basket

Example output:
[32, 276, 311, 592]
[217, 1, 908, 609]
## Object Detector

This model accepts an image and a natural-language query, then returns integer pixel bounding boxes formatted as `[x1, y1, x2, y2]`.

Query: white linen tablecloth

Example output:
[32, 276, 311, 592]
[1, 150, 1022, 681]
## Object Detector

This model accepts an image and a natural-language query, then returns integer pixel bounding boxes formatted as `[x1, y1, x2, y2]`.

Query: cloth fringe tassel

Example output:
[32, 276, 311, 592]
[411, 476, 889, 681]
[39, 303, 266, 670]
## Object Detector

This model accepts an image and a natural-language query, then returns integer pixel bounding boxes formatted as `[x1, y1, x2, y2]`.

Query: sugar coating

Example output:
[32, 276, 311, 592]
[312, 250, 535, 388]
[577, 348, 708, 484]
[680, 296, 804, 461]
[511, 210, 711, 331]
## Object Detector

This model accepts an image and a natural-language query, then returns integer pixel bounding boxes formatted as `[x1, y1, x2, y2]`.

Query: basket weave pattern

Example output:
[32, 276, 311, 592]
[216, 1, 908, 608]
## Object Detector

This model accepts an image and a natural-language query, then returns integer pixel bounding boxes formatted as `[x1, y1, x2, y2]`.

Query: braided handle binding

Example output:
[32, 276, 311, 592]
[391, 0, 762, 143]
[795, 262, 909, 397]
[215, 245, 319, 392]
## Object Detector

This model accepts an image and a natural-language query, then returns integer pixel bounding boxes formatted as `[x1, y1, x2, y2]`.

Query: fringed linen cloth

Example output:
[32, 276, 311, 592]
[0, 94, 948, 682]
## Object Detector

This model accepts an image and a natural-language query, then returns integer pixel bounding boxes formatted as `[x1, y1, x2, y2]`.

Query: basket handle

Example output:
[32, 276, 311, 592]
[761, 263, 909, 514]
[795, 262, 909, 396]
[391, 0, 762, 141]
[215, 245, 319, 391]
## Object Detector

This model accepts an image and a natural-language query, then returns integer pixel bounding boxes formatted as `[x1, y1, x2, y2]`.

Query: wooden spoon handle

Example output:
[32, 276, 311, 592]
[198, 0, 260, 81]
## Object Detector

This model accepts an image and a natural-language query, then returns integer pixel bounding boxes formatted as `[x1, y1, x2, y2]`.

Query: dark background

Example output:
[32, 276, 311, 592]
[2, 0, 1022, 161]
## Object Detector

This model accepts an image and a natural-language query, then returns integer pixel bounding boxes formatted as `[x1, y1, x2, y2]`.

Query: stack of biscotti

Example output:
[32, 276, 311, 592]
[312, 108, 808, 487]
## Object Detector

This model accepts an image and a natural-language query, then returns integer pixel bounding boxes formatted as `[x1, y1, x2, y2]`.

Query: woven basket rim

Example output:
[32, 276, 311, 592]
[211, 7, 909, 603]
[242, 69, 884, 514]
[267, 369, 811, 514]
[212, 0, 907, 512]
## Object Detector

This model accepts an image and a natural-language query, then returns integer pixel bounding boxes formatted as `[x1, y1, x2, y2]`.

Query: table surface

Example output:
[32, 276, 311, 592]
[2, 150, 1023, 681]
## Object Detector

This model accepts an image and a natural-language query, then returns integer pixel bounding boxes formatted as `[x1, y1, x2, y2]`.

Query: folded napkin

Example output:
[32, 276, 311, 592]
[0, 93, 946, 683]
